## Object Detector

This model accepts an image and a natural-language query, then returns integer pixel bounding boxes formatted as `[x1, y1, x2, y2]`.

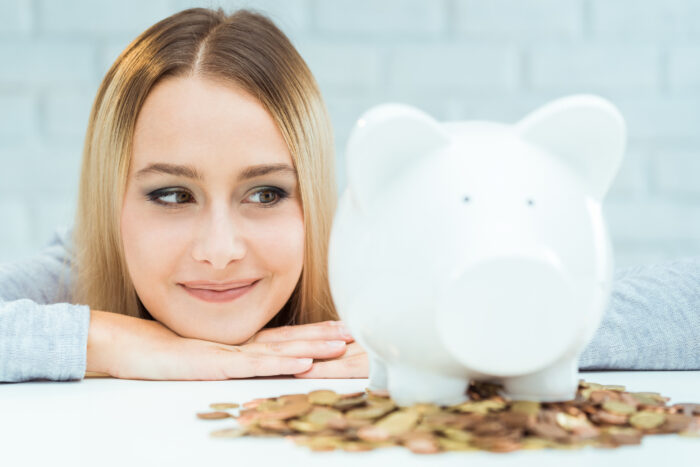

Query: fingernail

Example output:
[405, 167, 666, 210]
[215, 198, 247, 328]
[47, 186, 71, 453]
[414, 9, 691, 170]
[338, 325, 353, 339]
[326, 340, 346, 348]
[296, 358, 313, 365]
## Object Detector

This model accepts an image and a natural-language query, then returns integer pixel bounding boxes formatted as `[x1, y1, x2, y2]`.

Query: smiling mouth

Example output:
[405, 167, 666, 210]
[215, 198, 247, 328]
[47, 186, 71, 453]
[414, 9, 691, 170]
[179, 279, 260, 303]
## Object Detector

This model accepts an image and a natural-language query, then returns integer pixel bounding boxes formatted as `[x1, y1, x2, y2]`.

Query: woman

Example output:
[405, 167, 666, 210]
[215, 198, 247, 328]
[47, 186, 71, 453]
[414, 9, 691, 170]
[1, 7, 698, 383]
[1, 7, 367, 382]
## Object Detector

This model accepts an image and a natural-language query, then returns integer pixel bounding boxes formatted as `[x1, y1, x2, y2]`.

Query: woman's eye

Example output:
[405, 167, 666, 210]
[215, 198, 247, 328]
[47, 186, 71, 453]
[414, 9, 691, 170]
[147, 188, 193, 207]
[146, 187, 289, 208]
[247, 187, 288, 207]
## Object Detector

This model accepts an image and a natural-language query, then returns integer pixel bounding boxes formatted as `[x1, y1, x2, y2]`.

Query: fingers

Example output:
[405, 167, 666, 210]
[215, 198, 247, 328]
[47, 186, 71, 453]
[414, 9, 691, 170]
[226, 354, 314, 378]
[341, 341, 365, 357]
[242, 339, 348, 359]
[247, 320, 354, 344]
[293, 353, 369, 379]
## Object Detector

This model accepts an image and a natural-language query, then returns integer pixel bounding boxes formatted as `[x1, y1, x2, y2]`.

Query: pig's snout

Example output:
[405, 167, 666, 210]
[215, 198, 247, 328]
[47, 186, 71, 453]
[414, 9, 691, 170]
[435, 255, 581, 377]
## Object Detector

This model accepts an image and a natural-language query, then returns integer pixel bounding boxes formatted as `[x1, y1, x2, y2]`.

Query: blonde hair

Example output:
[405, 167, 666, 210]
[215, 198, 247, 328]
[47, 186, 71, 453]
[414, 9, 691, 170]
[68, 7, 338, 327]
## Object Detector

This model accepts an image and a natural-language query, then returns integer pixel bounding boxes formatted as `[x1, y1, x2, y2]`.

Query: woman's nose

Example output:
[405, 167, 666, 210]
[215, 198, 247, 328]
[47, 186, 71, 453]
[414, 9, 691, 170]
[191, 205, 246, 269]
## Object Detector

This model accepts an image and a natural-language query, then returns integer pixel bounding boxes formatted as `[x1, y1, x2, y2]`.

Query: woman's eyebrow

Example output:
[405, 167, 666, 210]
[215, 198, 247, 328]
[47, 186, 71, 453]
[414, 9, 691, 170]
[134, 162, 297, 181]
[238, 163, 297, 181]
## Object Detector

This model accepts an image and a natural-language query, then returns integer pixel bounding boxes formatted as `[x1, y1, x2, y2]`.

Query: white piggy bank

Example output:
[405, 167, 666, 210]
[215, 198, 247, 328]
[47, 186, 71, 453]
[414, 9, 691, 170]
[328, 94, 626, 407]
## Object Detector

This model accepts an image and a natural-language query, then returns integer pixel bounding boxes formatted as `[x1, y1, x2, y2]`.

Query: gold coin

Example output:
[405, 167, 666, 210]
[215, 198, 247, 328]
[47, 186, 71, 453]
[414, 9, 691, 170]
[406, 403, 441, 415]
[341, 441, 375, 452]
[196, 411, 231, 420]
[308, 390, 340, 405]
[262, 400, 312, 421]
[257, 399, 284, 412]
[209, 402, 240, 410]
[401, 431, 440, 454]
[602, 400, 637, 415]
[210, 427, 247, 438]
[602, 384, 626, 392]
[332, 395, 366, 411]
[302, 406, 345, 427]
[258, 418, 290, 432]
[629, 392, 666, 406]
[278, 394, 309, 404]
[509, 400, 541, 415]
[357, 410, 419, 441]
[555, 412, 594, 432]
[519, 437, 551, 450]
[287, 420, 324, 433]
[629, 411, 666, 429]
[436, 437, 477, 451]
[451, 399, 505, 414]
[438, 427, 473, 442]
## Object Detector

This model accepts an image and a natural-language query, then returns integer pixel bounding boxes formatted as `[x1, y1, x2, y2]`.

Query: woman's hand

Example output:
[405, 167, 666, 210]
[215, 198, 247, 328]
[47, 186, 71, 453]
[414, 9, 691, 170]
[293, 341, 369, 378]
[89, 310, 355, 381]
[247, 319, 369, 378]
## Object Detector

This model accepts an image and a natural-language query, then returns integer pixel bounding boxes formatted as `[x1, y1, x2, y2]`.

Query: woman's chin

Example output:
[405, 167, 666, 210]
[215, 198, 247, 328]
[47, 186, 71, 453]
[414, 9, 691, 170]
[185, 323, 259, 345]
[148, 300, 269, 344]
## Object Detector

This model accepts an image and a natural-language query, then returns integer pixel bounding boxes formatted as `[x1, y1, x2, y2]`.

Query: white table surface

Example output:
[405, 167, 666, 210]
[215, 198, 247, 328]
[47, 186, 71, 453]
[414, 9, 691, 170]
[2, 371, 699, 467]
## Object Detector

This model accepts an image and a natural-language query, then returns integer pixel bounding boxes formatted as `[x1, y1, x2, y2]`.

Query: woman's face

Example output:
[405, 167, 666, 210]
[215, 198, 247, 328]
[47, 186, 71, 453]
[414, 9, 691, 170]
[121, 75, 305, 345]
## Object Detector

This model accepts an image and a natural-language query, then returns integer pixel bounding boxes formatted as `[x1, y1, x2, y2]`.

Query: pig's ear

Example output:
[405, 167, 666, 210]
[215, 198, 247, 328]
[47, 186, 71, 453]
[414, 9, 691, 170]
[514, 95, 626, 202]
[345, 103, 451, 212]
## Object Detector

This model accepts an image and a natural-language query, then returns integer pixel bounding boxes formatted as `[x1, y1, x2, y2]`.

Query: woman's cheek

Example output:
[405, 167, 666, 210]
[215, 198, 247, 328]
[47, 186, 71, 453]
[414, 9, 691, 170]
[269, 211, 305, 273]
[122, 204, 189, 318]
[128, 215, 173, 272]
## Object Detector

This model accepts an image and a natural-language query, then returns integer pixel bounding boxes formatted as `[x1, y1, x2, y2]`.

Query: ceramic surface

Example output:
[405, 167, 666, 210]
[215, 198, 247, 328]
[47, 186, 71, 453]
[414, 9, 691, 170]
[328, 95, 626, 406]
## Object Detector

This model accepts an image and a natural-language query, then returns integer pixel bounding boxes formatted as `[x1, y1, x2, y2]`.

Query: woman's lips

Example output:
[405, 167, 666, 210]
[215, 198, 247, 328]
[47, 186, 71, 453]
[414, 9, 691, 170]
[179, 279, 260, 303]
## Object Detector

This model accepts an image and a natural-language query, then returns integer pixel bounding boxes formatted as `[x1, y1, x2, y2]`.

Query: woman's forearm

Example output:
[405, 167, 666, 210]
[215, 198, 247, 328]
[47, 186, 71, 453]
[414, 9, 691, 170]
[86, 309, 121, 376]
[85, 308, 186, 379]
[86, 309, 168, 376]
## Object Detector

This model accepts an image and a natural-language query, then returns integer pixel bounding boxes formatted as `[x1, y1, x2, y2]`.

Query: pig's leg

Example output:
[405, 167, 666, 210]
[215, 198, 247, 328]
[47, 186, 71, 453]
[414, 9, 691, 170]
[367, 352, 388, 391]
[500, 354, 579, 401]
[386, 364, 468, 407]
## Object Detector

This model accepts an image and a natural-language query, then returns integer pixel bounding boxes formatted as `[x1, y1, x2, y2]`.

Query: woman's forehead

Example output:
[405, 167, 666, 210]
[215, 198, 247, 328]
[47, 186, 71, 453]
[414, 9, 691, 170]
[131, 75, 292, 176]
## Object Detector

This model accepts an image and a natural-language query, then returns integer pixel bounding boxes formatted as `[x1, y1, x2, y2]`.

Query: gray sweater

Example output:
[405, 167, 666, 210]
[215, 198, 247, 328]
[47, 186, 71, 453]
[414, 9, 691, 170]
[1, 226, 699, 382]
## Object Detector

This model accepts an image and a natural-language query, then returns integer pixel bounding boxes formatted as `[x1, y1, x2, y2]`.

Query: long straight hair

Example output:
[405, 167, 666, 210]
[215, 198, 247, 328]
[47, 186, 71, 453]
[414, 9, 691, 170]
[69, 7, 338, 327]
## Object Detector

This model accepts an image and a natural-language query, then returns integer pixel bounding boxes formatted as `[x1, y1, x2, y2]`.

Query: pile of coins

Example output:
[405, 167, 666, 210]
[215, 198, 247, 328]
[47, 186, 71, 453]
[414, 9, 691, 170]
[196, 380, 700, 453]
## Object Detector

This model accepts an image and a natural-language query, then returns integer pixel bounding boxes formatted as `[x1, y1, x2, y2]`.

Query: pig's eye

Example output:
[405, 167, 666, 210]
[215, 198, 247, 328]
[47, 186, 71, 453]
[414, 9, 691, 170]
[463, 196, 470, 203]
[526, 198, 535, 206]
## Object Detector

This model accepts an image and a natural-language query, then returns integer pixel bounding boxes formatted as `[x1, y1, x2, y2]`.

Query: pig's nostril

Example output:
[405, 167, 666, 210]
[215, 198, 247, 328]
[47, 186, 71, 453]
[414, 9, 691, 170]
[526, 198, 535, 206]
[463, 196, 470, 203]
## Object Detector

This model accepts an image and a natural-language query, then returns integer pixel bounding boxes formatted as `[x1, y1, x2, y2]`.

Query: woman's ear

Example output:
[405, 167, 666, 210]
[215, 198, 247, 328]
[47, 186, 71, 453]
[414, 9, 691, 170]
[344, 103, 451, 213]
[514, 94, 626, 202]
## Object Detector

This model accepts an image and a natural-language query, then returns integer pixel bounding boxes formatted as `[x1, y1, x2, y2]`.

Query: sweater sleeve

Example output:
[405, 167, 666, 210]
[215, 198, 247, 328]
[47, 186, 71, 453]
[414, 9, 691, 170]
[579, 255, 700, 370]
[0, 225, 91, 383]
[0, 300, 90, 382]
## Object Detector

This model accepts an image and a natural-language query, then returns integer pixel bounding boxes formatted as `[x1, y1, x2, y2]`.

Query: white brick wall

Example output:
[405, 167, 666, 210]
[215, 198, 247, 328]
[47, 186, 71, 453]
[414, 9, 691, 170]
[0, 93, 36, 138]
[0, 0, 32, 35]
[37, 0, 174, 36]
[314, 0, 447, 38]
[529, 45, 661, 92]
[590, 0, 700, 41]
[454, 0, 582, 39]
[669, 46, 700, 91]
[652, 149, 700, 197]
[0, 0, 698, 268]
[387, 44, 519, 93]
